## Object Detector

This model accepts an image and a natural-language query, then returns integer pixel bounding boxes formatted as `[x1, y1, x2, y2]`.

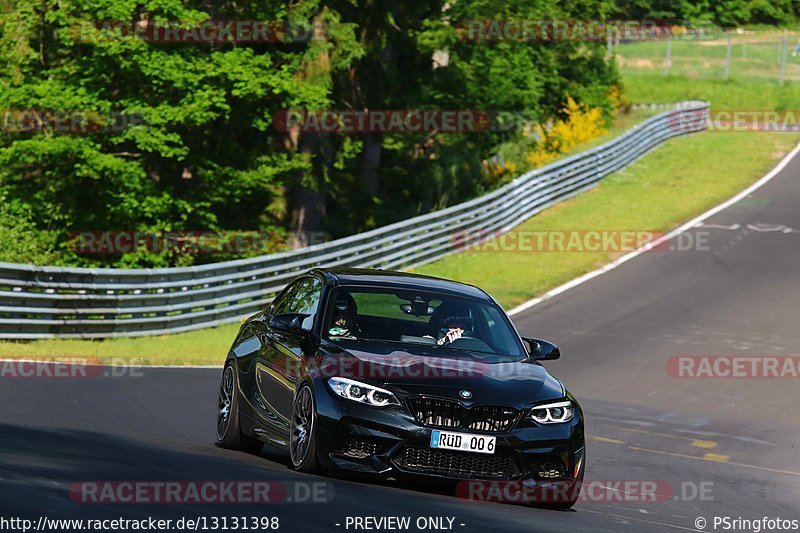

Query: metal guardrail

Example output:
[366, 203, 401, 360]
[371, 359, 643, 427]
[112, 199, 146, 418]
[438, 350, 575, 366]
[0, 102, 709, 339]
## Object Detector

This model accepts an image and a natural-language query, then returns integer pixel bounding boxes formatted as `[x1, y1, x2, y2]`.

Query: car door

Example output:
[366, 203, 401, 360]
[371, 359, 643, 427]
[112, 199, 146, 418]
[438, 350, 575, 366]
[249, 277, 323, 444]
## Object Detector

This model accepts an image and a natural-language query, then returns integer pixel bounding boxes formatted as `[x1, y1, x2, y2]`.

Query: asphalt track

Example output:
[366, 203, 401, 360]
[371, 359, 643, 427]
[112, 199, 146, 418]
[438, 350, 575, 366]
[2, 147, 800, 532]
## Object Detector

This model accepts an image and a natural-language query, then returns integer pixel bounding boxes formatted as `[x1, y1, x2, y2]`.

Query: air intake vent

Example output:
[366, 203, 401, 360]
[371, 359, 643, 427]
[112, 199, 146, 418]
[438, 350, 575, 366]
[393, 446, 521, 480]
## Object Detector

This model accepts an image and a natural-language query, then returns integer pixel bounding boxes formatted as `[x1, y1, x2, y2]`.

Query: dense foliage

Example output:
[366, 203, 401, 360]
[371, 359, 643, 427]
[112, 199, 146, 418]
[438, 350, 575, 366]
[613, 0, 800, 26]
[1, 0, 793, 267]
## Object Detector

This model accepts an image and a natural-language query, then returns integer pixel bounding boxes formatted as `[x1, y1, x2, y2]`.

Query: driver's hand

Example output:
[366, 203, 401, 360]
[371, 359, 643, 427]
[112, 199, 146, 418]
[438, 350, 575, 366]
[437, 327, 464, 346]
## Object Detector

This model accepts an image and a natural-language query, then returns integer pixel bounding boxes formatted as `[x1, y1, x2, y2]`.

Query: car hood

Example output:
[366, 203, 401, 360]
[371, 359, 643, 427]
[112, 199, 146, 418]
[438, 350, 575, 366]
[319, 341, 565, 406]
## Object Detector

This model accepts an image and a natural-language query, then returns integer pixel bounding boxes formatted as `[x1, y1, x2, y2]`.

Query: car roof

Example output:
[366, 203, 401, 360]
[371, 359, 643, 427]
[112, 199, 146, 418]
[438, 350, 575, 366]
[309, 268, 494, 302]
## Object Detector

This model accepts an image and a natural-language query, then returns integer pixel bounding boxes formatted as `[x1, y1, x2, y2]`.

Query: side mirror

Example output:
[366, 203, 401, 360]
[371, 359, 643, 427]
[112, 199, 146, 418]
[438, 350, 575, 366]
[269, 313, 310, 332]
[522, 337, 561, 361]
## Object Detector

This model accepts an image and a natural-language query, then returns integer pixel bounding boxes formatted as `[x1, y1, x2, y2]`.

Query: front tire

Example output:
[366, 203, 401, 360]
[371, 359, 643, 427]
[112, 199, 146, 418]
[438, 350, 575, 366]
[541, 461, 584, 510]
[289, 384, 323, 474]
[216, 359, 262, 453]
[542, 485, 581, 510]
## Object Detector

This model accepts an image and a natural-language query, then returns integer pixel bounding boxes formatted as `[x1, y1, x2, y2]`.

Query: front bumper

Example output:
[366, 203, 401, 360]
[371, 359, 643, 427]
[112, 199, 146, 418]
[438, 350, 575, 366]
[314, 385, 585, 484]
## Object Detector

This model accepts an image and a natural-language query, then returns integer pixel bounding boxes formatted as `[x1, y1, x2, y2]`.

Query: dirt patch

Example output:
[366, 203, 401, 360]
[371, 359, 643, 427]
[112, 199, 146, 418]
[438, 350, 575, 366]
[698, 35, 796, 46]
[618, 57, 655, 68]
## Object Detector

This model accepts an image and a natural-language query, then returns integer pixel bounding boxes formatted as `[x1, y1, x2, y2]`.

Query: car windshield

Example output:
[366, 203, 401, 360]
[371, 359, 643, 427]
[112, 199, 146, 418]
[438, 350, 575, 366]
[323, 287, 526, 357]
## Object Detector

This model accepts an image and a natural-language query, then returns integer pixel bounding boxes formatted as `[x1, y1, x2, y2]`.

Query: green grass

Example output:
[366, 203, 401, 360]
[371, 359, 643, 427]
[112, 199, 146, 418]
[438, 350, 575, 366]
[623, 75, 800, 109]
[0, 323, 240, 366]
[416, 132, 800, 308]
[617, 32, 800, 83]
[616, 32, 800, 109]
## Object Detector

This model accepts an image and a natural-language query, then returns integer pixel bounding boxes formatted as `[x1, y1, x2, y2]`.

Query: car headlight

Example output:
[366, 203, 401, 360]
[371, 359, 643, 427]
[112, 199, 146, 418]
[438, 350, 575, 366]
[327, 377, 399, 407]
[530, 400, 575, 424]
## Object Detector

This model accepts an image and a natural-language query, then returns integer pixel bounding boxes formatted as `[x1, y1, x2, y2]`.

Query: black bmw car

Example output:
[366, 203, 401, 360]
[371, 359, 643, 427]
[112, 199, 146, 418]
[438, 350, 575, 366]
[216, 268, 584, 508]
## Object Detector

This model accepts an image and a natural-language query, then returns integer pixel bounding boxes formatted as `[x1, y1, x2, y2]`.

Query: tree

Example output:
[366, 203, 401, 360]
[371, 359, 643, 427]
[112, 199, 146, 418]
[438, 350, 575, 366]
[0, 0, 360, 265]
[0, 0, 623, 265]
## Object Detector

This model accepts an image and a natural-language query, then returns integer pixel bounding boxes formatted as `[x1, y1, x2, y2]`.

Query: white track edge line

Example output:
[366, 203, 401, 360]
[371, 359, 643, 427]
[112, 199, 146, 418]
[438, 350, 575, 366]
[507, 141, 800, 317]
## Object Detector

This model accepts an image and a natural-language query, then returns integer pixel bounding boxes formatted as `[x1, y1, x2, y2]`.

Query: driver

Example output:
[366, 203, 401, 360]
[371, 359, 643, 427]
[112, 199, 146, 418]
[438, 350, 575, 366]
[328, 292, 359, 338]
[432, 305, 475, 346]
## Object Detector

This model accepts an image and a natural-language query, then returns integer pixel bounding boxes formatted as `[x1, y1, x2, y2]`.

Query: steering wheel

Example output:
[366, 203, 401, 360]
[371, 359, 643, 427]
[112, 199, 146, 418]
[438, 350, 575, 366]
[443, 335, 494, 352]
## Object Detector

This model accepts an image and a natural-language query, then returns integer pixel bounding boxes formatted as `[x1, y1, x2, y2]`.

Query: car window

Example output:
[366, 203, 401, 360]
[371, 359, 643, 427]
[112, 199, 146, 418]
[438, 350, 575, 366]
[271, 277, 323, 331]
[479, 306, 522, 356]
[324, 287, 525, 357]
[352, 292, 442, 322]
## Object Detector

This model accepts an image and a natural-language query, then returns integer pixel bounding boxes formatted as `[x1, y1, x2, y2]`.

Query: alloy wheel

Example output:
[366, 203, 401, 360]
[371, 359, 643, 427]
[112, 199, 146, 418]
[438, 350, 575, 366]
[290, 387, 314, 467]
[216, 365, 234, 440]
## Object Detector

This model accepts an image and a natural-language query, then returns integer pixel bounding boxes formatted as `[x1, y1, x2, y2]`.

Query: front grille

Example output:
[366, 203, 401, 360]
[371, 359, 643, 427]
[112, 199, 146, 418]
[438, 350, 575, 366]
[407, 397, 519, 433]
[468, 405, 519, 432]
[409, 397, 464, 429]
[393, 446, 520, 480]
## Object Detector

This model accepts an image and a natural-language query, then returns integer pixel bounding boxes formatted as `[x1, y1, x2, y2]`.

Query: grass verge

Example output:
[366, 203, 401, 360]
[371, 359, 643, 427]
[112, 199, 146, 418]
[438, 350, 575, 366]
[617, 33, 800, 83]
[622, 75, 800, 109]
[0, 324, 240, 366]
[416, 131, 800, 308]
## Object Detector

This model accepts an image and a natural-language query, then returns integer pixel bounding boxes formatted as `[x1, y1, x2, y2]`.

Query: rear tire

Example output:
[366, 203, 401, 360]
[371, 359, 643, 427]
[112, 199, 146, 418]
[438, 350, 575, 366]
[289, 384, 323, 474]
[216, 359, 262, 453]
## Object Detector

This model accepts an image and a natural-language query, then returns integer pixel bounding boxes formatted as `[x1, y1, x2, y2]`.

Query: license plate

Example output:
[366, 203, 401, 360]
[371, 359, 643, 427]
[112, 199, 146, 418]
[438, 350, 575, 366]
[430, 430, 496, 454]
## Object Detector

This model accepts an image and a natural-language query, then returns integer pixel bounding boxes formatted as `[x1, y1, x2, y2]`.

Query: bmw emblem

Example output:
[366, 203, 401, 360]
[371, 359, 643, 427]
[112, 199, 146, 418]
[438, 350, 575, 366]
[459, 390, 473, 399]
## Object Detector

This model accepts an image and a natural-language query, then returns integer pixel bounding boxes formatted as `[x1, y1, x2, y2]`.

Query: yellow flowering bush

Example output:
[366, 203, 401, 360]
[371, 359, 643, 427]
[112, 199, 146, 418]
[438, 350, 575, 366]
[608, 85, 630, 112]
[525, 96, 606, 168]
[482, 158, 519, 188]
[481, 95, 610, 187]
